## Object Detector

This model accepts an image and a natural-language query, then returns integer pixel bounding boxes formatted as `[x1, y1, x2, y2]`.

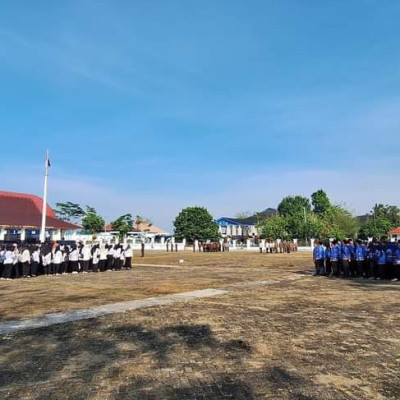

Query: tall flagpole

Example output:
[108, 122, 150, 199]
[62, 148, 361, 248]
[40, 150, 50, 243]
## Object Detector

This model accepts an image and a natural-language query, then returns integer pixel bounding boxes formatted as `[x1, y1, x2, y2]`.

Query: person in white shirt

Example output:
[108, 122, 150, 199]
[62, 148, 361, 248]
[120, 245, 125, 269]
[52, 244, 63, 275]
[31, 245, 40, 277]
[124, 245, 133, 269]
[1, 245, 17, 280]
[20, 245, 31, 278]
[91, 244, 100, 273]
[12, 244, 20, 279]
[99, 244, 108, 272]
[69, 246, 79, 274]
[59, 245, 68, 274]
[41, 244, 53, 276]
[106, 245, 114, 271]
[0, 245, 5, 277]
[113, 245, 122, 270]
[81, 244, 92, 273]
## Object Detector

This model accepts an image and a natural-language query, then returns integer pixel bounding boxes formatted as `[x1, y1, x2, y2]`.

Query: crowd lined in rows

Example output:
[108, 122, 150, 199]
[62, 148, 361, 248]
[0, 242, 133, 280]
[259, 240, 298, 253]
[313, 239, 400, 281]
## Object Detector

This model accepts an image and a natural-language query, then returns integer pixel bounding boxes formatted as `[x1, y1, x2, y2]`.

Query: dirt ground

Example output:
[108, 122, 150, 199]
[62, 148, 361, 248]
[0, 251, 307, 321]
[0, 251, 399, 399]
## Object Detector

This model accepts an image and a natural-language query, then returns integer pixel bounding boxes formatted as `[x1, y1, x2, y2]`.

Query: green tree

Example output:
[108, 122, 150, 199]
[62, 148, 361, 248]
[373, 204, 400, 227]
[285, 214, 305, 239]
[359, 217, 391, 239]
[321, 205, 358, 239]
[258, 212, 323, 241]
[278, 196, 311, 218]
[54, 202, 85, 223]
[258, 215, 289, 240]
[174, 207, 220, 241]
[358, 204, 400, 239]
[81, 206, 105, 234]
[111, 214, 134, 238]
[311, 190, 331, 216]
[302, 213, 325, 241]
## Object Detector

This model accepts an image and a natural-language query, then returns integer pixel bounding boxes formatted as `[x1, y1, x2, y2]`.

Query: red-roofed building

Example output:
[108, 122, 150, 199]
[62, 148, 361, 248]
[0, 190, 81, 242]
[103, 222, 168, 235]
[388, 227, 400, 242]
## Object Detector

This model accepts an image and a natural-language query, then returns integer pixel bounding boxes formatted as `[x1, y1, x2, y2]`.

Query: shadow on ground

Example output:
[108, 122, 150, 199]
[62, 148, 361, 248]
[0, 321, 256, 399]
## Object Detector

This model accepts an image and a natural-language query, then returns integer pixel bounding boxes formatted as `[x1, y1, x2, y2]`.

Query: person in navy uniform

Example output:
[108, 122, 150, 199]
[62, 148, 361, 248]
[324, 241, 331, 277]
[392, 241, 400, 282]
[355, 240, 366, 278]
[348, 239, 356, 277]
[385, 244, 393, 280]
[340, 240, 351, 278]
[313, 240, 325, 276]
[375, 243, 387, 280]
[367, 242, 377, 280]
[329, 240, 340, 278]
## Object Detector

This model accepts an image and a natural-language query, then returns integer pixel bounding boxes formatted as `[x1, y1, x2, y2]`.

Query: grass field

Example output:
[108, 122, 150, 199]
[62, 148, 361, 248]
[0, 251, 308, 321]
[0, 251, 399, 399]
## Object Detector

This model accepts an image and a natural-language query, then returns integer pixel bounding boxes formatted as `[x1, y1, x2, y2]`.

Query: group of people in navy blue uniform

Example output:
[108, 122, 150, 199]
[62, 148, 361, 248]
[313, 239, 400, 281]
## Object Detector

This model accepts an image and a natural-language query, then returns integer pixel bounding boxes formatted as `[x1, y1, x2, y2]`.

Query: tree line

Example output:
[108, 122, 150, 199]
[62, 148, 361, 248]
[257, 190, 400, 241]
[54, 202, 151, 237]
[54, 192, 400, 242]
[172, 192, 400, 242]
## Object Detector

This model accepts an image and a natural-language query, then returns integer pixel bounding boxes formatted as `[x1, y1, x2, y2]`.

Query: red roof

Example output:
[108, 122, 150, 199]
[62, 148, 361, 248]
[388, 227, 400, 235]
[0, 190, 81, 230]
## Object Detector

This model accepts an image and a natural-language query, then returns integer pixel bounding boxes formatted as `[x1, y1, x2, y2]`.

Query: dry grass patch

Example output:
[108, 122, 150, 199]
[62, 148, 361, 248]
[0, 251, 310, 320]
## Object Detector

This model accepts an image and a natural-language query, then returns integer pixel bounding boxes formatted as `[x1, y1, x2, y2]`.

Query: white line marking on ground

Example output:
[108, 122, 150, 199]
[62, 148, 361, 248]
[0, 274, 307, 335]
[0, 289, 228, 335]
[133, 263, 181, 268]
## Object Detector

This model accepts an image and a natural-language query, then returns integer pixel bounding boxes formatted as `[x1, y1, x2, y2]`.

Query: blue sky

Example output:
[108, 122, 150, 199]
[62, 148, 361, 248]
[1, 0, 399, 229]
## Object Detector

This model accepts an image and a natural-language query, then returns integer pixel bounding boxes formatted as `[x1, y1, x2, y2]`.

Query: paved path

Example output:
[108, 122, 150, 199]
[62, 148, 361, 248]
[0, 289, 228, 335]
[0, 274, 305, 335]
[133, 263, 182, 268]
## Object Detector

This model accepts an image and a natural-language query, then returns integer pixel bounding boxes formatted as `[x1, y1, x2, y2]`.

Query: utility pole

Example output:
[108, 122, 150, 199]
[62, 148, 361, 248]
[40, 150, 50, 243]
[303, 206, 308, 245]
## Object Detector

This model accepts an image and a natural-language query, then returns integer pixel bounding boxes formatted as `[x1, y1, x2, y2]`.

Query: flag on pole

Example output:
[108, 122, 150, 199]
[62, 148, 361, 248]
[45, 152, 51, 168]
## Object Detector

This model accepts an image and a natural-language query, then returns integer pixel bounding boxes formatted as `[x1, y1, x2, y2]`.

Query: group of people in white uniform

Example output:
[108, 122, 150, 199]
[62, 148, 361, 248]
[0, 242, 133, 280]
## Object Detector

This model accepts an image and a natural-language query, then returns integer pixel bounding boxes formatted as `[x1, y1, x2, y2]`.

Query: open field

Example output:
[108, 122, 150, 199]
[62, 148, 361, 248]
[0, 252, 399, 399]
[0, 251, 308, 321]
